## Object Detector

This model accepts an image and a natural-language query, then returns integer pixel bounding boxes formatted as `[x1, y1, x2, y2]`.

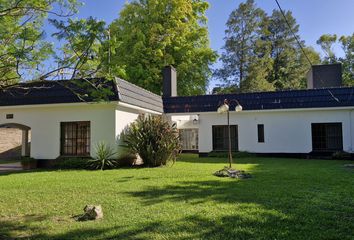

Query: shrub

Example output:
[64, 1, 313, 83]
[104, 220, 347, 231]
[121, 114, 181, 167]
[53, 157, 91, 170]
[89, 142, 118, 170]
[116, 138, 137, 166]
[117, 154, 137, 167]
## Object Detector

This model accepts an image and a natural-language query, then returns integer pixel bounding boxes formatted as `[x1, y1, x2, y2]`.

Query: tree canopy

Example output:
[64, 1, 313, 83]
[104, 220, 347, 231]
[103, 0, 217, 96]
[215, 0, 321, 94]
[0, 0, 79, 87]
[316, 33, 354, 86]
[0, 1, 352, 96]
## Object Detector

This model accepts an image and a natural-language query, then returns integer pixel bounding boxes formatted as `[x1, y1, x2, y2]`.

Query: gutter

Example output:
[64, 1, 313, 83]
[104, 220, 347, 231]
[165, 106, 354, 115]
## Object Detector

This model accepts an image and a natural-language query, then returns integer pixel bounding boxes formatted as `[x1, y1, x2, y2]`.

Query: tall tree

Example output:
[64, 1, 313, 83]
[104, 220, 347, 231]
[0, 0, 79, 87]
[215, 4, 320, 93]
[216, 0, 265, 91]
[339, 34, 354, 86]
[241, 15, 275, 92]
[103, 0, 217, 96]
[316, 34, 338, 64]
[267, 10, 300, 89]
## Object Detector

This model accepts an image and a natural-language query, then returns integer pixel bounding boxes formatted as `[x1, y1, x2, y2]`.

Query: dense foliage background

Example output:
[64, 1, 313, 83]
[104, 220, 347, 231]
[0, 0, 352, 95]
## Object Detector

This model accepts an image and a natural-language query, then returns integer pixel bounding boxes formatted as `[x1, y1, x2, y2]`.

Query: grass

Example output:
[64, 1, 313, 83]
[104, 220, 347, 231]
[0, 154, 353, 239]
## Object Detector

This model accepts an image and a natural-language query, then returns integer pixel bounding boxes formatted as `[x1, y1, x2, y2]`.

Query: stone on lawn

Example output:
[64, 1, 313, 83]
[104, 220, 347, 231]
[214, 167, 252, 179]
[79, 205, 103, 221]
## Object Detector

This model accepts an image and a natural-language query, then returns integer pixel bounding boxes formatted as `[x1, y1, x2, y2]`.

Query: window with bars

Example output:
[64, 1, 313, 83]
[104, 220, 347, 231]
[60, 121, 90, 156]
[212, 125, 238, 151]
[311, 123, 343, 152]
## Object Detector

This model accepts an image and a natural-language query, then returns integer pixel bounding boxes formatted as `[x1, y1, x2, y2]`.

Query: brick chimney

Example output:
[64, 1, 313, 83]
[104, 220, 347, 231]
[163, 66, 177, 97]
[307, 63, 342, 89]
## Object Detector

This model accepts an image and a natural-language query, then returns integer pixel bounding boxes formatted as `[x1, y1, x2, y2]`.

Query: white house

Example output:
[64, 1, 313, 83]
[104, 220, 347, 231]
[163, 64, 354, 157]
[0, 64, 353, 162]
[0, 78, 162, 160]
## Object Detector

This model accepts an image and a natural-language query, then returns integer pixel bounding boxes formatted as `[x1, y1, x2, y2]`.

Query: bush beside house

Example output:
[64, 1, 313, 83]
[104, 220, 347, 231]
[121, 115, 181, 167]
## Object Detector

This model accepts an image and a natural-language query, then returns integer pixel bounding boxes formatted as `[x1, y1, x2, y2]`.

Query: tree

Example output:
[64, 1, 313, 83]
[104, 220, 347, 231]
[216, 4, 320, 93]
[316, 34, 338, 64]
[0, 0, 79, 87]
[45, 17, 117, 101]
[47, 17, 107, 80]
[240, 15, 275, 93]
[339, 34, 354, 86]
[267, 10, 300, 89]
[103, 0, 217, 96]
[242, 58, 275, 93]
[216, 0, 265, 91]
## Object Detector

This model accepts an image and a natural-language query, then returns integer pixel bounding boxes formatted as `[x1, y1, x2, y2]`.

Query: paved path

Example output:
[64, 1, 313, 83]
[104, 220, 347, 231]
[0, 162, 22, 172]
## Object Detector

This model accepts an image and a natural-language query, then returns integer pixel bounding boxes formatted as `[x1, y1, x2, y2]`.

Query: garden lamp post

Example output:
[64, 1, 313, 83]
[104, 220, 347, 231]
[217, 99, 243, 168]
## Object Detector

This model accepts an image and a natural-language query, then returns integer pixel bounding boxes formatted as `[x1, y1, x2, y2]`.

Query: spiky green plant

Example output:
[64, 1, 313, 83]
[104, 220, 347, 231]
[89, 142, 117, 170]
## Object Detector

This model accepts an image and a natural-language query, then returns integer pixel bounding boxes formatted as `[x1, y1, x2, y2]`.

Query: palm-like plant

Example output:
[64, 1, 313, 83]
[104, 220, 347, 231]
[89, 142, 117, 170]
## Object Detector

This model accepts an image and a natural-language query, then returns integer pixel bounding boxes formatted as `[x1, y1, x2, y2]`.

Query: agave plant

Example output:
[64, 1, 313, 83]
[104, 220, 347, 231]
[89, 142, 117, 170]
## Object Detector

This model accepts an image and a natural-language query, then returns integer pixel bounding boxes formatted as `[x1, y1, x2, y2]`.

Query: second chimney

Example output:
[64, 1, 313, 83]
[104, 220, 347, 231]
[307, 63, 342, 89]
[163, 66, 177, 97]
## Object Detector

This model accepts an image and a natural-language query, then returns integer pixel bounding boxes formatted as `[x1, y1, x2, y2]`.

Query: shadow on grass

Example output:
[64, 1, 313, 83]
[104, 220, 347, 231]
[0, 215, 47, 239]
[0, 212, 290, 240]
[121, 162, 354, 239]
[1, 156, 353, 239]
[2, 209, 351, 239]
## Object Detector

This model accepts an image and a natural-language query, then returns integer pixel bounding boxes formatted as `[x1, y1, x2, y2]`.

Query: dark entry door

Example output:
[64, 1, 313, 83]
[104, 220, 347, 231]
[212, 125, 238, 151]
[311, 123, 343, 152]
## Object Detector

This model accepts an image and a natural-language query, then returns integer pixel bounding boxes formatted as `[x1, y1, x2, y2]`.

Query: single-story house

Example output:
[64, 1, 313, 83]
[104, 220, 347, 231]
[0, 78, 162, 160]
[166, 64, 354, 157]
[0, 64, 353, 160]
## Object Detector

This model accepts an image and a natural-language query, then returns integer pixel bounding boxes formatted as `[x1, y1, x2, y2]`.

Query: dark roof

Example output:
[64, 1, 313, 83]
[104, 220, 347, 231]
[0, 78, 163, 113]
[2, 78, 354, 114]
[116, 78, 163, 113]
[163, 87, 354, 113]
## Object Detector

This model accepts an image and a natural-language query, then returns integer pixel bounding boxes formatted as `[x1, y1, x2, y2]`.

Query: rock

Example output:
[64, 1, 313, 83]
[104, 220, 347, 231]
[214, 167, 252, 179]
[78, 205, 103, 221]
[344, 164, 354, 168]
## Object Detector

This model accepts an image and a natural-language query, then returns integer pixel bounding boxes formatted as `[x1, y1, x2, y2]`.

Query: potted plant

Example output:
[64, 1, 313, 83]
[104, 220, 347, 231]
[21, 157, 37, 170]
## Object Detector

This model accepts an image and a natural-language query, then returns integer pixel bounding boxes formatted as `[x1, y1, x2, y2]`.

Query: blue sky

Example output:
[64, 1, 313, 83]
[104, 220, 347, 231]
[46, 0, 354, 89]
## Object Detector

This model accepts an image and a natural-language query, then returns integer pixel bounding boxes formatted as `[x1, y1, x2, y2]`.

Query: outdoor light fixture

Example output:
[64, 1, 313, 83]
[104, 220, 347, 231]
[217, 99, 243, 168]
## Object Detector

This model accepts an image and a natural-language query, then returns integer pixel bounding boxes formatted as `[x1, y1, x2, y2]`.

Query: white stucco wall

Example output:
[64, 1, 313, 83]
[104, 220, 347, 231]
[196, 108, 354, 154]
[0, 101, 163, 160]
[115, 103, 163, 140]
[171, 115, 199, 129]
[0, 103, 116, 159]
[115, 105, 140, 141]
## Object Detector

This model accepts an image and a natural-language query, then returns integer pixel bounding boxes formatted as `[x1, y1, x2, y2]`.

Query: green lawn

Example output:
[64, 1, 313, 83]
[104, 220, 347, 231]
[0, 154, 353, 240]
